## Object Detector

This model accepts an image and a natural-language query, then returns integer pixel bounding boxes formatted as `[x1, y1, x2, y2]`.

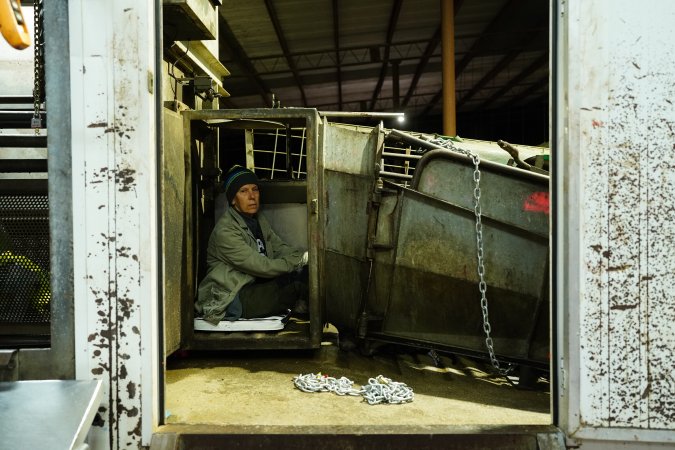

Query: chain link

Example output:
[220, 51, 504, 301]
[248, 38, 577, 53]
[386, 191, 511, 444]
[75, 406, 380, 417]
[361, 375, 414, 405]
[293, 373, 362, 396]
[426, 136, 512, 376]
[32, 0, 44, 135]
[293, 373, 414, 405]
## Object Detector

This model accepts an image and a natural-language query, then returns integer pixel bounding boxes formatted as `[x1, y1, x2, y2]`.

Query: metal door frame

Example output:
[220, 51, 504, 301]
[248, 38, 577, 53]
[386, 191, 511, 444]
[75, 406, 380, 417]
[5, 0, 77, 381]
[178, 108, 324, 351]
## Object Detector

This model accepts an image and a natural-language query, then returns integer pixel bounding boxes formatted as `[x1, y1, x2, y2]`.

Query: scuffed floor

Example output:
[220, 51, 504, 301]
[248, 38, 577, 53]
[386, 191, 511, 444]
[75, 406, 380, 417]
[164, 328, 550, 427]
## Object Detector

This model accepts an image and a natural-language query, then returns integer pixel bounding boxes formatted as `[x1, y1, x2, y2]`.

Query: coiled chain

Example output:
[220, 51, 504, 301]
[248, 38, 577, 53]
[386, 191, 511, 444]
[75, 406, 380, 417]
[293, 373, 414, 405]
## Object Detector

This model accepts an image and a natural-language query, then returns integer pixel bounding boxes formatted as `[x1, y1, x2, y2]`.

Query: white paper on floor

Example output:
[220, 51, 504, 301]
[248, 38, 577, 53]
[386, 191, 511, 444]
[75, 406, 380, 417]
[194, 311, 290, 332]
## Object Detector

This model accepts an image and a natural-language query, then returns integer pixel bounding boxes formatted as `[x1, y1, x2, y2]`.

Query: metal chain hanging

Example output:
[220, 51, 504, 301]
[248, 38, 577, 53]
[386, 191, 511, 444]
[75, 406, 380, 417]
[31, 0, 45, 135]
[426, 136, 512, 376]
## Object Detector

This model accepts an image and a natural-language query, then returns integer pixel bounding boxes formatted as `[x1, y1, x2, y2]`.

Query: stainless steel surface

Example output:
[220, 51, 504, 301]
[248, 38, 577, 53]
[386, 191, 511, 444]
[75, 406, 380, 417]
[0, 380, 102, 450]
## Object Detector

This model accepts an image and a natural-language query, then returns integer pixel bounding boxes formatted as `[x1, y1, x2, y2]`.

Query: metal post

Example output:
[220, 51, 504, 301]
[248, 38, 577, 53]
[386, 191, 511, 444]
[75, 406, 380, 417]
[441, 0, 457, 136]
[44, 0, 75, 379]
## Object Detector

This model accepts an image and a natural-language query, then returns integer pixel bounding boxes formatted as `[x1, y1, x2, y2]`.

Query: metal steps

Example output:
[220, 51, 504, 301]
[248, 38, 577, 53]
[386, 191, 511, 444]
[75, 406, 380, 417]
[0, 96, 46, 129]
[0, 95, 50, 349]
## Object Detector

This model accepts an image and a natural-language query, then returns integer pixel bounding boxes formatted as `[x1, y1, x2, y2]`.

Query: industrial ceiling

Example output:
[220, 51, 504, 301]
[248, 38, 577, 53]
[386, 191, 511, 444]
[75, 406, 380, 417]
[216, 0, 550, 144]
[1, 0, 550, 145]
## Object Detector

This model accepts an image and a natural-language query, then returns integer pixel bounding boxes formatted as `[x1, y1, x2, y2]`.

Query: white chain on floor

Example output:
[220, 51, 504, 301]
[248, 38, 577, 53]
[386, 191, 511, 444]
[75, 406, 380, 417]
[293, 373, 414, 405]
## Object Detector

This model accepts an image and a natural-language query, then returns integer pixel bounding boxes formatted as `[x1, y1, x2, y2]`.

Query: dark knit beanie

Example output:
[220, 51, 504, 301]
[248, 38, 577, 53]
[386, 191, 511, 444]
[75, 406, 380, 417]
[223, 165, 259, 204]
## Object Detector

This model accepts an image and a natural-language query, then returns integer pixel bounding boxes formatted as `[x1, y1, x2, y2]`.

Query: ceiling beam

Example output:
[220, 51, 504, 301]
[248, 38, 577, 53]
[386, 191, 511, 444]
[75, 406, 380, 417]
[313, 91, 442, 112]
[369, 0, 403, 110]
[263, 0, 308, 107]
[402, 0, 464, 110]
[456, 51, 518, 109]
[401, 26, 440, 108]
[420, 0, 546, 117]
[225, 35, 497, 76]
[224, 60, 446, 97]
[478, 52, 548, 109]
[419, 90, 443, 118]
[455, 0, 520, 77]
[502, 76, 548, 108]
[332, 0, 343, 110]
[219, 18, 271, 107]
[457, 29, 547, 109]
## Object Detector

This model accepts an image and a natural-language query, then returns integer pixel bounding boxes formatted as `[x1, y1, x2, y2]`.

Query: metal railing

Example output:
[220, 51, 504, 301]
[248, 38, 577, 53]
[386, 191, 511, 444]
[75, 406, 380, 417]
[247, 127, 308, 180]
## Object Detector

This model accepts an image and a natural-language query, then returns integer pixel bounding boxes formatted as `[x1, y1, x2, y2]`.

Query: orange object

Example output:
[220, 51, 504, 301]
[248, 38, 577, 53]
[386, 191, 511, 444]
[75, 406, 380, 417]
[0, 0, 31, 50]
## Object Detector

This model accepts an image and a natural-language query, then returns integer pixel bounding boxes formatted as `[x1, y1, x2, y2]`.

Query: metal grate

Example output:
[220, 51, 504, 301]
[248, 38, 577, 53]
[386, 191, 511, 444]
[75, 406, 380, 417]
[379, 139, 421, 187]
[0, 194, 51, 324]
[248, 128, 308, 180]
[244, 123, 424, 186]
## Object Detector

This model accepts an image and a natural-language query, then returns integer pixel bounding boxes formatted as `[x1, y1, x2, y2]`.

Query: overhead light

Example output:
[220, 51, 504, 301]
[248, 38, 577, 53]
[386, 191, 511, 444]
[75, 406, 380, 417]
[397, 114, 405, 123]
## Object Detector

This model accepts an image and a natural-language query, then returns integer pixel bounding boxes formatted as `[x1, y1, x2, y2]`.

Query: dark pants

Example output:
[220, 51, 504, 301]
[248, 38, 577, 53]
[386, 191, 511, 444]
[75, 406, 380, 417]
[238, 267, 308, 318]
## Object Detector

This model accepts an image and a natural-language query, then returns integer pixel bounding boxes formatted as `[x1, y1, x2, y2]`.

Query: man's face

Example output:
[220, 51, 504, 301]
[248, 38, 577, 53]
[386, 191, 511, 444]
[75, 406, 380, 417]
[232, 183, 260, 215]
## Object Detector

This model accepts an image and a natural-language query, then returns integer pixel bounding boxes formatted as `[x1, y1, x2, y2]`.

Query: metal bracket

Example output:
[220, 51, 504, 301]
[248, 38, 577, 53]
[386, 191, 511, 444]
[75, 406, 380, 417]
[0, 349, 17, 369]
[0, 350, 18, 381]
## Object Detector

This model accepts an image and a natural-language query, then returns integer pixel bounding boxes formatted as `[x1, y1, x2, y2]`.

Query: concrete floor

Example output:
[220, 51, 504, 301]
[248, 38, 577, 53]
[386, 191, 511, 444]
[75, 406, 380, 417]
[164, 327, 551, 428]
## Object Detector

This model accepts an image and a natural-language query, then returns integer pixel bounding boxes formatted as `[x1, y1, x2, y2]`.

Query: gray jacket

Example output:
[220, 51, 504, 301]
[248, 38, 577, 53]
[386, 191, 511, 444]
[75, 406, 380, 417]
[196, 206, 302, 323]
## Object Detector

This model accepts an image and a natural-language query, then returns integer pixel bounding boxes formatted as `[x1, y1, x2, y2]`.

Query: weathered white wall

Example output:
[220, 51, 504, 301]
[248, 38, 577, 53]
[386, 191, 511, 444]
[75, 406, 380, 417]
[557, 0, 675, 447]
[69, 1, 159, 448]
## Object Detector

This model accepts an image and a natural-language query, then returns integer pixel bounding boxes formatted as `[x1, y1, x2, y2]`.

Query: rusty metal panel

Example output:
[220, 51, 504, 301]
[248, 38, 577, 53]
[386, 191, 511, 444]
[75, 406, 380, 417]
[322, 123, 381, 176]
[324, 170, 371, 258]
[321, 124, 380, 331]
[414, 151, 549, 238]
[380, 152, 549, 364]
[162, 108, 186, 356]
